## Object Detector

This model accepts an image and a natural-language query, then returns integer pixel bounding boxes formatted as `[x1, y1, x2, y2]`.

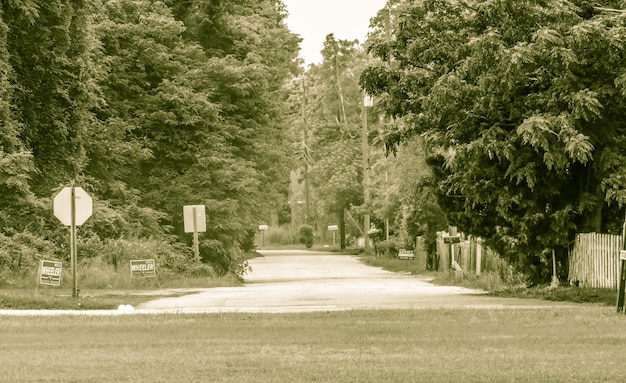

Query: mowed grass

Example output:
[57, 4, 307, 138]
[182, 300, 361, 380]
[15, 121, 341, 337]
[3, 307, 626, 382]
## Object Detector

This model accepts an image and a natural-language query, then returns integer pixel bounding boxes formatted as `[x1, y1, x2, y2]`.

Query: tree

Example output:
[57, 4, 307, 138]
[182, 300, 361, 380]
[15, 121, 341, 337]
[302, 35, 372, 249]
[0, 10, 41, 234]
[4, 0, 96, 196]
[362, 0, 626, 282]
[91, 0, 299, 272]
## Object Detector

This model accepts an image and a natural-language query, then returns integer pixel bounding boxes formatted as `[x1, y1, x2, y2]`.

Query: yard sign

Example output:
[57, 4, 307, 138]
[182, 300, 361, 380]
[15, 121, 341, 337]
[130, 259, 157, 278]
[39, 260, 62, 286]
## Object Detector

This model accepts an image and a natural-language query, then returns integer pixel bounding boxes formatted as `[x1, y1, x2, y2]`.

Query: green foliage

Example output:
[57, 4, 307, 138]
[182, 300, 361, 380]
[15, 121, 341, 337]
[4, 0, 96, 195]
[375, 237, 401, 257]
[0, 232, 58, 286]
[361, 0, 626, 282]
[298, 224, 314, 248]
[0, 0, 300, 279]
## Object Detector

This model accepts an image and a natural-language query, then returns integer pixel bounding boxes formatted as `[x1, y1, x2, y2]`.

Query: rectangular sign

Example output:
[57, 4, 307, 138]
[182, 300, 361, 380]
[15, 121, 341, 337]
[258, 225, 269, 230]
[328, 225, 338, 231]
[183, 205, 206, 233]
[39, 260, 62, 286]
[443, 235, 461, 244]
[130, 259, 157, 278]
[398, 249, 415, 260]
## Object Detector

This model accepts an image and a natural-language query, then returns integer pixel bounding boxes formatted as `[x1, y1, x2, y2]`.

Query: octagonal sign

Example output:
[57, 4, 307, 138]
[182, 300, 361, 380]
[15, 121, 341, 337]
[53, 187, 93, 226]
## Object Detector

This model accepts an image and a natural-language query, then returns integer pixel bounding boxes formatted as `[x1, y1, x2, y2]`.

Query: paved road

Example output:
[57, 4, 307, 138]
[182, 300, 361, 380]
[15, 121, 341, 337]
[135, 250, 571, 313]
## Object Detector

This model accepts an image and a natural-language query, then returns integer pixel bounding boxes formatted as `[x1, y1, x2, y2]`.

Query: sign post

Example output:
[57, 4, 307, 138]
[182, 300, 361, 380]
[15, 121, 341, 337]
[328, 225, 338, 246]
[259, 225, 268, 247]
[53, 183, 92, 298]
[184, 205, 206, 262]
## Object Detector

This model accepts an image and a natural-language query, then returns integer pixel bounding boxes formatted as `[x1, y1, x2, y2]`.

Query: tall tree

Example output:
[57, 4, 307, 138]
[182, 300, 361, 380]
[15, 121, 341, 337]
[4, 0, 96, 195]
[0, 7, 40, 233]
[93, 0, 299, 271]
[362, 0, 626, 281]
[303, 35, 373, 248]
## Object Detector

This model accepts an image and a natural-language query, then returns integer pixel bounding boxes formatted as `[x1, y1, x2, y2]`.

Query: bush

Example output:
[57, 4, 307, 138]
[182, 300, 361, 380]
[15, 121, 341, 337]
[0, 232, 58, 287]
[376, 237, 402, 257]
[298, 225, 314, 248]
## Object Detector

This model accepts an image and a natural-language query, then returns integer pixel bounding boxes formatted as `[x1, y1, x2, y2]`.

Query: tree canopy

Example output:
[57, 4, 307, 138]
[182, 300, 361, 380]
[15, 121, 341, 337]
[361, 0, 626, 281]
[0, 0, 300, 275]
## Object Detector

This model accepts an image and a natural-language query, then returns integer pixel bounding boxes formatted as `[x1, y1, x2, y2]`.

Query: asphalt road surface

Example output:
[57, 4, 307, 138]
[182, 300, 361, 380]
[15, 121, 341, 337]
[135, 249, 571, 313]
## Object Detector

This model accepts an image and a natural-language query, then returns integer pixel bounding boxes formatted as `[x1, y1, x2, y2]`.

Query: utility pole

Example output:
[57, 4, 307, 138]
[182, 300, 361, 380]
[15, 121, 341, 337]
[362, 93, 373, 250]
[302, 77, 310, 225]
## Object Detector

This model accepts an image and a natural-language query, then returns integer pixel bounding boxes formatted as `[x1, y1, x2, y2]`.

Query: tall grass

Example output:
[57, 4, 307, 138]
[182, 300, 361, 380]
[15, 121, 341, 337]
[3, 237, 221, 291]
[263, 226, 298, 245]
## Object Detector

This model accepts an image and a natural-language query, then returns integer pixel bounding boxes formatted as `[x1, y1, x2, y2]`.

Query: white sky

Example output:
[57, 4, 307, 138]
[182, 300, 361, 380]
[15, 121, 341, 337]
[282, 0, 389, 66]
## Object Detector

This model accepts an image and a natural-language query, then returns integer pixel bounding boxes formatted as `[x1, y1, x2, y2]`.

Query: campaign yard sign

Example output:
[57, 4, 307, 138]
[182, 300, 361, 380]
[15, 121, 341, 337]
[130, 259, 157, 278]
[398, 249, 415, 260]
[39, 260, 62, 286]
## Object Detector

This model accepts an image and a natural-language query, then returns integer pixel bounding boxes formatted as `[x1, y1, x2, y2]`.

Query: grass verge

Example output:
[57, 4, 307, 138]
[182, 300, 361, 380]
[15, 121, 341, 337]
[361, 254, 617, 306]
[3, 308, 626, 382]
[0, 274, 241, 310]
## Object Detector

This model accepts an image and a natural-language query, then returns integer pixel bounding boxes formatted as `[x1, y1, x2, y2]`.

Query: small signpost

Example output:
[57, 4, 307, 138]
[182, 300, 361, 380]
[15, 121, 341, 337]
[184, 205, 206, 262]
[398, 249, 415, 260]
[259, 225, 268, 247]
[328, 225, 338, 246]
[130, 259, 157, 278]
[38, 260, 62, 286]
[53, 183, 92, 298]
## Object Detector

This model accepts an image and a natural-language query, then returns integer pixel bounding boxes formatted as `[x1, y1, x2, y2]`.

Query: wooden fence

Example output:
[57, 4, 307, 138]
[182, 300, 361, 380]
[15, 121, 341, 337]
[434, 230, 624, 288]
[435, 233, 502, 275]
[569, 233, 623, 289]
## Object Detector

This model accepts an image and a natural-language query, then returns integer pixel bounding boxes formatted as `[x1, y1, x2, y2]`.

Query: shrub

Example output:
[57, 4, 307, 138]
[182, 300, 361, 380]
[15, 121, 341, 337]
[0, 232, 58, 287]
[376, 237, 403, 257]
[298, 225, 314, 248]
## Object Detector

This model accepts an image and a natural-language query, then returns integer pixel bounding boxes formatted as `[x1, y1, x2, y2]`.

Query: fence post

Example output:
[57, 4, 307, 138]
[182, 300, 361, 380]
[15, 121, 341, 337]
[617, 214, 626, 313]
[476, 238, 482, 276]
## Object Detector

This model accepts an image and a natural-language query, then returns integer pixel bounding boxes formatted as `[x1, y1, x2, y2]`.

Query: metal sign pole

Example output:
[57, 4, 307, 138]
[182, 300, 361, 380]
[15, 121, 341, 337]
[71, 183, 78, 298]
[193, 206, 199, 262]
[617, 213, 626, 313]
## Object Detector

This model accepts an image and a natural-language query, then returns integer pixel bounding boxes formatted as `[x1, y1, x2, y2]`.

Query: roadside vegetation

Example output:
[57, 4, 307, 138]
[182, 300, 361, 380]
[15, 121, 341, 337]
[361, 253, 617, 306]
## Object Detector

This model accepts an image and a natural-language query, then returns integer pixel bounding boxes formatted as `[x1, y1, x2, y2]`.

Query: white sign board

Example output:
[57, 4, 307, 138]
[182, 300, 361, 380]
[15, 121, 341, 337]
[183, 205, 206, 233]
[398, 249, 415, 260]
[328, 225, 338, 231]
[39, 260, 62, 286]
[130, 259, 156, 278]
[259, 225, 268, 230]
[53, 187, 93, 226]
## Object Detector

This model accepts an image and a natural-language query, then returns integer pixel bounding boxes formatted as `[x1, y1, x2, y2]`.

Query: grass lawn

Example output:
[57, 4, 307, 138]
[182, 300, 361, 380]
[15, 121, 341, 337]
[0, 274, 241, 310]
[3, 307, 626, 382]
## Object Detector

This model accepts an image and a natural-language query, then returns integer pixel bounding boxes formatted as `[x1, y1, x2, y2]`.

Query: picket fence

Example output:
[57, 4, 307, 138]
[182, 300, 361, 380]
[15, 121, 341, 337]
[569, 233, 623, 289]
[435, 231, 624, 288]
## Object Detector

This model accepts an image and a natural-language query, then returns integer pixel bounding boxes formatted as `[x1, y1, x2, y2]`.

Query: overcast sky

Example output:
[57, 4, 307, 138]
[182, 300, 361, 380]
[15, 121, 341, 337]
[282, 0, 388, 65]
